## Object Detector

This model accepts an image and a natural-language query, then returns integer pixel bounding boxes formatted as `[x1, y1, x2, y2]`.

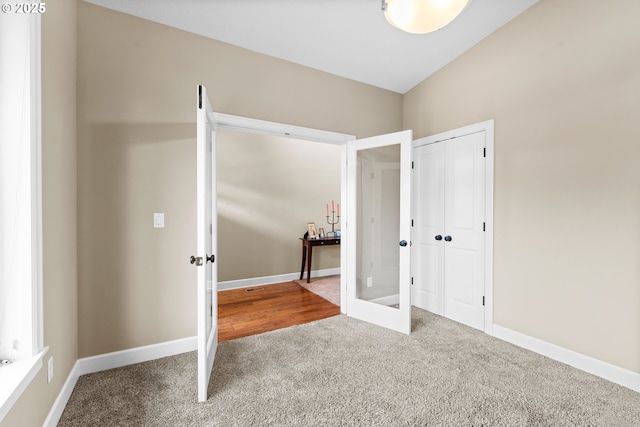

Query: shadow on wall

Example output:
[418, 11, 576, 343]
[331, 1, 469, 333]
[78, 122, 197, 356]
[217, 129, 341, 283]
[77, 121, 342, 355]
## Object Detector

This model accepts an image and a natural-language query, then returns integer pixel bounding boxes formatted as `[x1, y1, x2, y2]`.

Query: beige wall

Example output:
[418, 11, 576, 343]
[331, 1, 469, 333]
[1, 0, 78, 426]
[12, 2, 638, 423]
[76, 2, 402, 357]
[218, 129, 341, 282]
[404, 0, 640, 373]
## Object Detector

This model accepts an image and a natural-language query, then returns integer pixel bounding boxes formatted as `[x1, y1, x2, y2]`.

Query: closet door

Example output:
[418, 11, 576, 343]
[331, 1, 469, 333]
[443, 132, 485, 330]
[412, 131, 485, 331]
[411, 143, 445, 315]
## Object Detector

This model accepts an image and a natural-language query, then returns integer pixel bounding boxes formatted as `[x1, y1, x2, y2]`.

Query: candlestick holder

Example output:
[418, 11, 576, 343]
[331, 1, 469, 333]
[326, 210, 340, 237]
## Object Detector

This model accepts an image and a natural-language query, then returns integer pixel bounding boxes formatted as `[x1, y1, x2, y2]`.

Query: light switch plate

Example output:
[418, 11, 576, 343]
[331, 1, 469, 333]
[154, 213, 164, 228]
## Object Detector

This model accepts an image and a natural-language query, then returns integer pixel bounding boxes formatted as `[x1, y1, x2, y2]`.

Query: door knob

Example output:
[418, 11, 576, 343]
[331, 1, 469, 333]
[399, 240, 408, 247]
[435, 235, 443, 241]
[444, 236, 452, 242]
[190, 256, 203, 266]
[206, 254, 215, 264]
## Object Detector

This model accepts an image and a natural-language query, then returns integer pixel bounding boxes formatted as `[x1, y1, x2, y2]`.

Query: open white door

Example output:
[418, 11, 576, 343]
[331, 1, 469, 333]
[346, 130, 412, 334]
[192, 85, 218, 402]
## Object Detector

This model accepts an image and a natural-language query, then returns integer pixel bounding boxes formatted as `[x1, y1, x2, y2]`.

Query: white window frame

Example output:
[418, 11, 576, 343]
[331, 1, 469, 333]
[0, 10, 47, 423]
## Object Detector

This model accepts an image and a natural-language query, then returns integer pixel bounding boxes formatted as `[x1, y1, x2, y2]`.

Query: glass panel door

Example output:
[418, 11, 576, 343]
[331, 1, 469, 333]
[347, 130, 412, 334]
[195, 85, 218, 402]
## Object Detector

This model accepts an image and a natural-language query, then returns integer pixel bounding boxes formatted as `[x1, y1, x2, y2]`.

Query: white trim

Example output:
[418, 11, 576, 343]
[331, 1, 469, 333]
[0, 12, 44, 424]
[213, 113, 354, 145]
[31, 11, 43, 353]
[484, 121, 494, 334]
[43, 338, 196, 427]
[73, 337, 197, 377]
[493, 325, 640, 394]
[0, 347, 47, 424]
[412, 119, 494, 334]
[42, 360, 79, 427]
[218, 268, 341, 291]
[339, 144, 348, 314]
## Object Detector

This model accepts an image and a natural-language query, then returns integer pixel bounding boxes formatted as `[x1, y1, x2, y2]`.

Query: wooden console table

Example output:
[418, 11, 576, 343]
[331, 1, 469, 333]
[299, 237, 341, 283]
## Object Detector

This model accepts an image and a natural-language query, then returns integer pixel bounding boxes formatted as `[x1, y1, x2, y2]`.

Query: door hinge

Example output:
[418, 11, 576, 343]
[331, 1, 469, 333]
[411, 219, 414, 227]
[482, 296, 485, 306]
[411, 161, 414, 169]
[483, 147, 486, 157]
[411, 277, 414, 285]
[198, 85, 203, 109]
[483, 222, 485, 232]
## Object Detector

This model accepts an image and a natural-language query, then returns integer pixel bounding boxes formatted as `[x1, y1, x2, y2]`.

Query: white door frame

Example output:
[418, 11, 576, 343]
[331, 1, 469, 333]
[212, 113, 355, 313]
[412, 119, 494, 334]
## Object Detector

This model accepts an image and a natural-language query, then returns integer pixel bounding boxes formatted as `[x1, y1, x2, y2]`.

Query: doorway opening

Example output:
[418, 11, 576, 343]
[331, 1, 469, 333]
[213, 113, 354, 315]
[212, 114, 414, 336]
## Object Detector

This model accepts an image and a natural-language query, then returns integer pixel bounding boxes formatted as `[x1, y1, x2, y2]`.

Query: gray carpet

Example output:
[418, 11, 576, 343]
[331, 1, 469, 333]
[58, 308, 640, 426]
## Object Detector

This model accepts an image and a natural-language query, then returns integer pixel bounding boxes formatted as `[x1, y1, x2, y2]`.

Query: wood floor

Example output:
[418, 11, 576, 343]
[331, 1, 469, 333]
[218, 281, 341, 342]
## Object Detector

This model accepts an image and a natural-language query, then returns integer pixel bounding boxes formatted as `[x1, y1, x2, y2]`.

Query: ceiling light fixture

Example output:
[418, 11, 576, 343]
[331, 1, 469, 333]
[382, 0, 472, 34]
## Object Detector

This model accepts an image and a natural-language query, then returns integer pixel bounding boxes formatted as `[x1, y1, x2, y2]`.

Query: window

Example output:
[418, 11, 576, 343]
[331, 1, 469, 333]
[0, 9, 46, 422]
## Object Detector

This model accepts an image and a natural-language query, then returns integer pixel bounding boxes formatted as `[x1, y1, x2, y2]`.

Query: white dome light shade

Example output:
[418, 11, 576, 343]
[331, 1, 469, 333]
[383, 0, 472, 34]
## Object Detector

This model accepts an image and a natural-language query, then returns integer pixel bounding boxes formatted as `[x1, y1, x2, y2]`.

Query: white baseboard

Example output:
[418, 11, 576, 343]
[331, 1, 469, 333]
[43, 336, 197, 427]
[42, 361, 79, 427]
[218, 268, 340, 291]
[492, 325, 640, 394]
[72, 336, 197, 377]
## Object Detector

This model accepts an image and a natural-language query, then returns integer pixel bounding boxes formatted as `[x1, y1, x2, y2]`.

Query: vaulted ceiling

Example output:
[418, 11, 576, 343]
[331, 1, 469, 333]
[84, 0, 539, 94]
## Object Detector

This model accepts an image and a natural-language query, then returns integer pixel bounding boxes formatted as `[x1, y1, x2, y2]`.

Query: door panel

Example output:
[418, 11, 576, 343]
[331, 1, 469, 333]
[196, 85, 218, 402]
[449, 248, 476, 304]
[443, 132, 485, 329]
[411, 144, 444, 314]
[450, 144, 476, 229]
[347, 130, 412, 334]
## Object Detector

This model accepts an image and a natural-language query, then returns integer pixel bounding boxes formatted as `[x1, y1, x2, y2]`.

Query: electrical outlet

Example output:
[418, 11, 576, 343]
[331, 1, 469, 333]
[366, 277, 373, 288]
[47, 356, 54, 383]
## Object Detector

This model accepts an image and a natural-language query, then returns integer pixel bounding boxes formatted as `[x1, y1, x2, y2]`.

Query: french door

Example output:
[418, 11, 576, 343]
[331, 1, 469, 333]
[193, 85, 218, 402]
[346, 130, 412, 334]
